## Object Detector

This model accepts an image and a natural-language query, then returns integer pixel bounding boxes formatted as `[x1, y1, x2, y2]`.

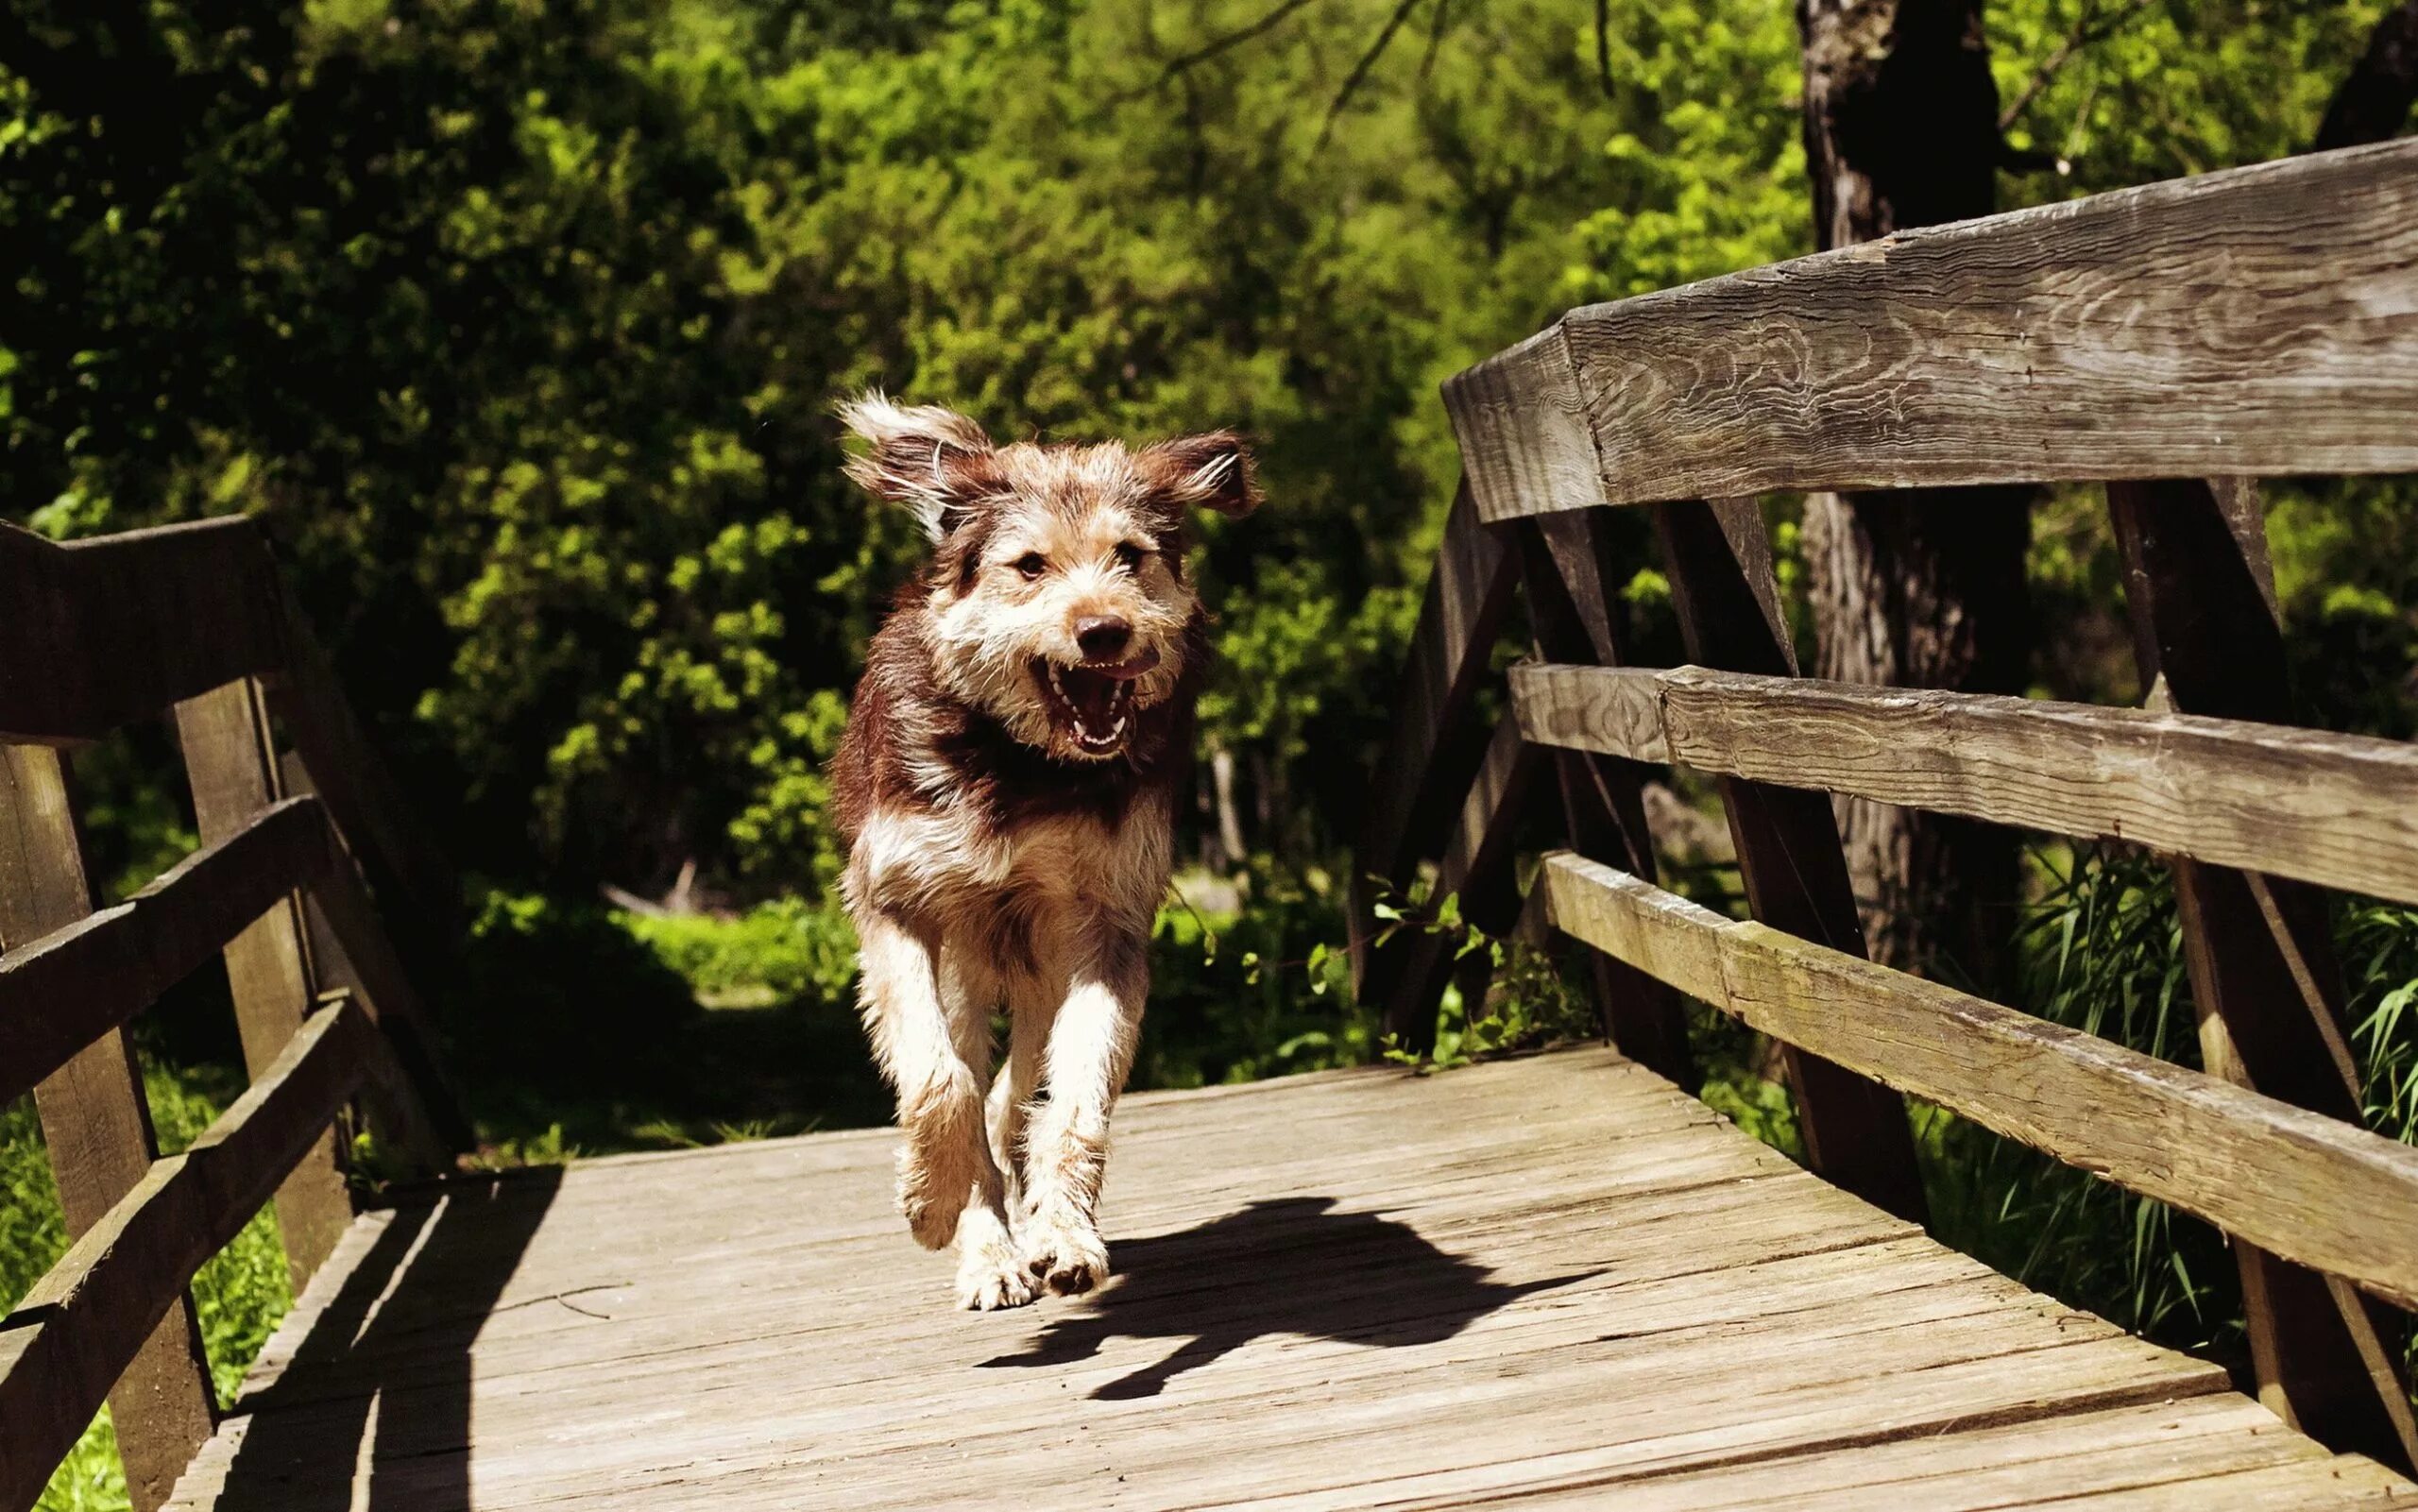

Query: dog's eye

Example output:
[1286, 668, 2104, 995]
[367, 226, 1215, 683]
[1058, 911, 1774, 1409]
[1114, 542, 1148, 573]
[1013, 552, 1047, 580]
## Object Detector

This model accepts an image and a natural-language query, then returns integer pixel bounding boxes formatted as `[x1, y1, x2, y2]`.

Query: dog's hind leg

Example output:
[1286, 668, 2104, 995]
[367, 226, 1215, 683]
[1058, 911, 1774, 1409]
[1021, 927, 1149, 1297]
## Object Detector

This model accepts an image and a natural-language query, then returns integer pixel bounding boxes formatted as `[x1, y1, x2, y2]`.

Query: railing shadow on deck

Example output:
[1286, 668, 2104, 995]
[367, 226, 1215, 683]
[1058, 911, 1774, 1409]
[207, 1168, 564, 1512]
[981, 1197, 1585, 1400]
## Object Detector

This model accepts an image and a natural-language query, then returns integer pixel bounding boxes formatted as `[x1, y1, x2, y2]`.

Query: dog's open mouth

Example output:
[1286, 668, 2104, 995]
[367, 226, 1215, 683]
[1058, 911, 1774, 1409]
[1037, 651, 1158, 755]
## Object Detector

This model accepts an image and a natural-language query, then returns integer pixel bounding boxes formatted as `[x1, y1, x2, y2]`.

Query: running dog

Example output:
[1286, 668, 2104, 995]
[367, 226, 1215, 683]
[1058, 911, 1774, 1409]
[830, 395, 1259, 1310]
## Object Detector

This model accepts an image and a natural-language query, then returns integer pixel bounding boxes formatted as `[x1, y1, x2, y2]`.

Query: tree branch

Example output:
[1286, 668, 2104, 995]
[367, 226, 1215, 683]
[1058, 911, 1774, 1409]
[1595, 0, 1615, 99]
[1314, 0, 1427, 149]
[1119, 0, 1324, 102]
[1996, 0, 2154, 133]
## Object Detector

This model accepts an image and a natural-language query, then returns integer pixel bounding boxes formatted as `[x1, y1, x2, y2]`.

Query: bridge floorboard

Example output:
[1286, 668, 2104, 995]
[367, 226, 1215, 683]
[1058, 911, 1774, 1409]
[163, 1046, 2416, 1509]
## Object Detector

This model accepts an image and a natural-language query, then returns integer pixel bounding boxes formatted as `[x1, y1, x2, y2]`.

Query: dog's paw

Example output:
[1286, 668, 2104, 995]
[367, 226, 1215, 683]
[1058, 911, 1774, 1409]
[1023, 1214, 1110, 1297]
[958, 1249, 1043, 1311]
[899, 1178, 967, 1250]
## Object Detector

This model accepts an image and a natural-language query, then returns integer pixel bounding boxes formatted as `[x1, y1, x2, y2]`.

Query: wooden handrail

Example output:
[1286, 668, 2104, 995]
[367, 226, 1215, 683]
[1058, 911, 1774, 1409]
[1443, 138, 2418, 519]
[1541, 852, 2418, 1312]
[1510, 662, 2418, 908]
[0, 513, 469, 1506]
[0, 797, 328, 1108]
[0, 519, 286, 742]
[0, 996, 377, 1511]
[0, 518, 457, 931]
[1387, 143, 2418, 1466]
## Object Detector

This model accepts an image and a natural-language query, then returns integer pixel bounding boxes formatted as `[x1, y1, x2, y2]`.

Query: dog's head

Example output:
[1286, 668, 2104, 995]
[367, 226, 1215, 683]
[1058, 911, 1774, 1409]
[840, 393, 1260, 763]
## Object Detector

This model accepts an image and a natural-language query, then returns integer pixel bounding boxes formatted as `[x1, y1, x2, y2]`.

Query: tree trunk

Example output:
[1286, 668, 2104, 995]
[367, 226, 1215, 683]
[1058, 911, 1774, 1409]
[1797, 0, 2033, 988]
[2315, 0, 2418, 151]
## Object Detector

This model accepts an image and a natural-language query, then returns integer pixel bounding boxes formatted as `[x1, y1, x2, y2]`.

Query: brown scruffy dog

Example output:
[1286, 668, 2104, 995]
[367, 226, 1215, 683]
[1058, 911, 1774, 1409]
[829, 394, 1260, 1310]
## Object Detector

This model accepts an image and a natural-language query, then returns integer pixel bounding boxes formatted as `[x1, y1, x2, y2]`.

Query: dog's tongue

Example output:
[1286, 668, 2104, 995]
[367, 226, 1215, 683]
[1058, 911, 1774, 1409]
[1064, 667, 1119, 726]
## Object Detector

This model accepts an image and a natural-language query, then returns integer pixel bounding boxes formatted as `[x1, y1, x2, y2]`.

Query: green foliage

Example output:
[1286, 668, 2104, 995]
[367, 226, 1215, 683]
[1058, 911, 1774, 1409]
[1145, 866, 1373, 1086]
[620, 897, 859, 1009]
[451, 888, 888, 1152]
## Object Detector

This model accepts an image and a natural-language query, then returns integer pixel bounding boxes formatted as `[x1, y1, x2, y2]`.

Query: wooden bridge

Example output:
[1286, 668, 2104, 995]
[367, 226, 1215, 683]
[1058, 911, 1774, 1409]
[5, 138, 2418, 1509]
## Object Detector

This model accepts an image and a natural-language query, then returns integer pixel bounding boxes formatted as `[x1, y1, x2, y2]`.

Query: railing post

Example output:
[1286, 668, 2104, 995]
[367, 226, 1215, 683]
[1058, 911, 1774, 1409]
[1350, 483, 1520, 1012]
[2107, 477, 2418, 1472]
[0, 744, 217, 1511]
[1648, 499, 1929, 1223]
[173, 677, 354, 1288]
[1513, 512, 1696, 1086]
[1377, 714, 1545, 1052]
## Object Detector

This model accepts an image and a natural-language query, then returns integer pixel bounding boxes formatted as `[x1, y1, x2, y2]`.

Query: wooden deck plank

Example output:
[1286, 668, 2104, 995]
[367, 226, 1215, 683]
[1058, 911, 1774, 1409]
[165, 1047, 2411, 1511]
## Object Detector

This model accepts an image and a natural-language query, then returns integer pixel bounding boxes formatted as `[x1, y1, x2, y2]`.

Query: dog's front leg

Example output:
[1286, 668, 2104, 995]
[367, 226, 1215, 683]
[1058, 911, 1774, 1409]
[858, 910, 1035, 1309]
[1022, 928, 1148, 1296]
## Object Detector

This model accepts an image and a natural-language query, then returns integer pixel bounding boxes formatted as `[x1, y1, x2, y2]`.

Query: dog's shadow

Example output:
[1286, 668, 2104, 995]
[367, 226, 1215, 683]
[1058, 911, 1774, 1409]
[979, 1196, 1586, 1400]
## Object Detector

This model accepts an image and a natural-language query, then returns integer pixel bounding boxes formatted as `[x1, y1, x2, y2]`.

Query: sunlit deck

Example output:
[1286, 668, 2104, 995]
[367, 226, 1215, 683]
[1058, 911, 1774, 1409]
[162, 1048, 2414, 1510]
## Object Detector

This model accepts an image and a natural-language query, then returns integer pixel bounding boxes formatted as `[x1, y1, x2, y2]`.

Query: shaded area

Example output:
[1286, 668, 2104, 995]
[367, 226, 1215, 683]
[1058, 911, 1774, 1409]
[207, 1168, 562, 1511]
[982, 1196, 1584, 1400]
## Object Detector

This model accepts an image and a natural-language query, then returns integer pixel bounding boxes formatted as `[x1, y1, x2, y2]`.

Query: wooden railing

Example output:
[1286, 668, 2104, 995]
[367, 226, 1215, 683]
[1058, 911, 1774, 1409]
[1358, 137, 2418, 1472]
[0, 516, 467, 1510]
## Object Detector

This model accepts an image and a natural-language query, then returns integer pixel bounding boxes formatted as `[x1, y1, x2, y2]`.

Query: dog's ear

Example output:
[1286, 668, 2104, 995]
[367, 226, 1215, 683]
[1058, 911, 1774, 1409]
[837, 391, 999, 541]
[1141, 431, 1262, 518]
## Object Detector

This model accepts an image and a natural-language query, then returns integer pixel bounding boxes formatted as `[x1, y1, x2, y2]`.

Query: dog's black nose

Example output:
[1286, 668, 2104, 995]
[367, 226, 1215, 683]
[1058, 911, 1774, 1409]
[1076, 616, 1132, 660]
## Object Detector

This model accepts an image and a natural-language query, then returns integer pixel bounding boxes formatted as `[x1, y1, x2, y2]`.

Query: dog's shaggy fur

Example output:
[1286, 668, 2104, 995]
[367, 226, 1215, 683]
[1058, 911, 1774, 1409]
[830, 394, 1260, 1309]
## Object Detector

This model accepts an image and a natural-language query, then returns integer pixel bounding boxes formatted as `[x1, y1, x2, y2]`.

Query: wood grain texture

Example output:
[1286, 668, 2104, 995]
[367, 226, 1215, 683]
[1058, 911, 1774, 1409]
[1439, 324, 1607, 524]
[0, 999, 371, 1512]
[1350, 483, 1518, 999]
[174, 679, 351, 1290]
[152, 1047, 2413, 1510]
[1507, 661, 2418, 907]
[0, 795, 329, 1109]
[1541, 851, 2418, 1311]
[1445, 139, 2418, 518]
[0, 746, 217, 1510]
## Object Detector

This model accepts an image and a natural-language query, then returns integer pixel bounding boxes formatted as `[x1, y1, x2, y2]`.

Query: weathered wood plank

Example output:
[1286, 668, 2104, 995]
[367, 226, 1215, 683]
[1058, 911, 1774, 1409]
[0, 519, 286, 744]
[1350, 482, 1519, 1000]
[1508, 661, 2418, 908]
[2109, 476, 2417, 1472]
[0, 518, 453, 945]
[1541, 851, 2418, 1311]
[0, 746, 217, 1510]
[175, 680, 352, 1289]
[151, 1045, 2418, 1511]
[1649, 498, 1927, 1223]
[0, 998, 371, 1512]
[0, 795, 329, 1109]
[1445, 139, 2418, 518]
